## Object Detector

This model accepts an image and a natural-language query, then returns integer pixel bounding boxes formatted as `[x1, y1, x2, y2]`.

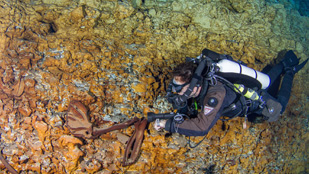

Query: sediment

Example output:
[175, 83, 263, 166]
[0, 0, 308, 173]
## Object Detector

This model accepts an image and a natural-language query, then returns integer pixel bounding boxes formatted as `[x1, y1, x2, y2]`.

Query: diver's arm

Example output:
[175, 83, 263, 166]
[165, 82, 226, 136]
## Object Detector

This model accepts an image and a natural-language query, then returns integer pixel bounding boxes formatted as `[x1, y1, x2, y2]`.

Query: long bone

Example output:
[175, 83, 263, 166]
[92, 117, 140, 138]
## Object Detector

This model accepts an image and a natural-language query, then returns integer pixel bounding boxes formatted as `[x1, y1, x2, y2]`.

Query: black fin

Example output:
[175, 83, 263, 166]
[293, 58, 308, 73]
[282, 50, 299, 68]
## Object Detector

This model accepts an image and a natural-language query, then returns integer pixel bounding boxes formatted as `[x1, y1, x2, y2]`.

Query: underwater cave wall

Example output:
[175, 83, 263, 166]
[0, 0, 307, 173]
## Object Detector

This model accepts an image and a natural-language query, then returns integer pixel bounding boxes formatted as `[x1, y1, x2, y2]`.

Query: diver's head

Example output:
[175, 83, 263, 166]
[171, 62, 197, 93]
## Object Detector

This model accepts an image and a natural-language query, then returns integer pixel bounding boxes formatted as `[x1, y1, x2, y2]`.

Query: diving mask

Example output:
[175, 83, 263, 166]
[172, 78, 189, 93]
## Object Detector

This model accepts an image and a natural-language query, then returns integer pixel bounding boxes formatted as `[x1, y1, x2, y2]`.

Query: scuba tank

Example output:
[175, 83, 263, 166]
[215, 59, 270, 89]
[202, 49, 270, 90]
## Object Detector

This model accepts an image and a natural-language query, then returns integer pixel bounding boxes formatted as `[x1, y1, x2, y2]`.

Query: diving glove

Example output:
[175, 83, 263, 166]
[153, 119, 167, 131]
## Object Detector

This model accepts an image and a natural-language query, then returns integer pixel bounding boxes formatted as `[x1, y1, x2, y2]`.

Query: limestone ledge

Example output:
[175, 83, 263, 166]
[0, 0, 307, 173]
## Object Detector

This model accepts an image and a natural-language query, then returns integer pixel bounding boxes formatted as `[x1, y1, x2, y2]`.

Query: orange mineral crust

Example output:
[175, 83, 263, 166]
[0, 0, 307, 173]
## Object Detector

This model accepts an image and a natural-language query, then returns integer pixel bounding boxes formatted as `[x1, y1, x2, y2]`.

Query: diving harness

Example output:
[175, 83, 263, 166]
[165, 49, 270, 148]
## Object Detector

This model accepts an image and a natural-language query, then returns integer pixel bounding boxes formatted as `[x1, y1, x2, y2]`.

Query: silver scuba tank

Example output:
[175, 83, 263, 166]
[215, 59, 270, 89]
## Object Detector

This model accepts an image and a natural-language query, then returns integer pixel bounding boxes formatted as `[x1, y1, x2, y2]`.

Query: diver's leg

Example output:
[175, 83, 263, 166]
[277, 59, 308, 113]
[266, 63, 283, 87]
[267, 50, 300, 88]
[276, 71, 294, 113]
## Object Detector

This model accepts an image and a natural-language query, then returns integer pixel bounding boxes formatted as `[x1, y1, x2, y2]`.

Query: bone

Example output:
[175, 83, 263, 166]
[122, 118, 148, 166]
[66, 100, 148, 166]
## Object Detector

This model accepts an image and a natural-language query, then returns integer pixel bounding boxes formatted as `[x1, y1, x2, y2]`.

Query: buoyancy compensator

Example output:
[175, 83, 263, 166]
[166, 48, 270, 113]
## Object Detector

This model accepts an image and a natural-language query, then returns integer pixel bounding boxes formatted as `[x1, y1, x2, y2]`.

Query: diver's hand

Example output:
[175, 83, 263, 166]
[178, 84, 201, 98]
[190, 86, 202, 98]
[153, 119, 167, 131]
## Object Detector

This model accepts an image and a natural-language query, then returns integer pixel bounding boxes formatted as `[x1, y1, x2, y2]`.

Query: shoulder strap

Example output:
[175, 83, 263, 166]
[195, 78, 209, 107]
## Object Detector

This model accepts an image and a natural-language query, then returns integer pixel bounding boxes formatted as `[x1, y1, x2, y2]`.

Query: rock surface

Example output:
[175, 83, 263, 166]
[0, 0, 308, 173]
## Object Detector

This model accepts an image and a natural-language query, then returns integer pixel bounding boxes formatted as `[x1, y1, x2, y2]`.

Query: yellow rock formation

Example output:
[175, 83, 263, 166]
[0, 0, 307, 173]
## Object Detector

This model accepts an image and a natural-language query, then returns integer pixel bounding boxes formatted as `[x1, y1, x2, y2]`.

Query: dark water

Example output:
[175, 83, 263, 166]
[267, 0, 309, 16]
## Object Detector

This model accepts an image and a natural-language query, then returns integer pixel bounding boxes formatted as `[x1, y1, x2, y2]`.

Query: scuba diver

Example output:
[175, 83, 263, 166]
[153, 49, 308, 137]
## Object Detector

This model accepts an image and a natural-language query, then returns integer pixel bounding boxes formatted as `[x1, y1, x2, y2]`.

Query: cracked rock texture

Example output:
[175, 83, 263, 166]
[0, 0, 308, 173]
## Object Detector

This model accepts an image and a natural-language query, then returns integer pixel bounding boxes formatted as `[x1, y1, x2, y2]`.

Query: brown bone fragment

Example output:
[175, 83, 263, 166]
[66, 100, 93, 139]
[66, 100, 148, 166]
[0, 78, 25, 97]
[92, 117, 139, 138]
[0, 151, 18, 174]
[122, 118, 148, 166]
[12, 78, 25, 97]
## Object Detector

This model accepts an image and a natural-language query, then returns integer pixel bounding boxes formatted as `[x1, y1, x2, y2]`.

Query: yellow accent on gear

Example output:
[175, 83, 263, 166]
[234, 84, 259, 100]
